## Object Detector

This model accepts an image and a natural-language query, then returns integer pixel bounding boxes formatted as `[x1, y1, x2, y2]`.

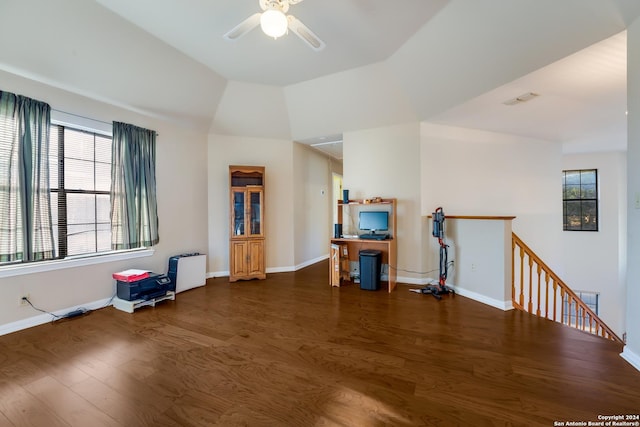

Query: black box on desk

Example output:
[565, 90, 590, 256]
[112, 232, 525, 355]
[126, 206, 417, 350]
[116, 273, 174, 301]
[359, 249, 382, 291]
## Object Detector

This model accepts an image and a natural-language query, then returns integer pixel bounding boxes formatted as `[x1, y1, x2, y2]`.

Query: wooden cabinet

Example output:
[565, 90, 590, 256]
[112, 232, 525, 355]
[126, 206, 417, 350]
[229, 166, 266, 282]
[330, 243, 350, 286]
[230, 239, 265, 279]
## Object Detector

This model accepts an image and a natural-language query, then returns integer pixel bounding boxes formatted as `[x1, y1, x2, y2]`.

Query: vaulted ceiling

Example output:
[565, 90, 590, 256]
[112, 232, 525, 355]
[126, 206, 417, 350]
[96, 0, 450, 87]
[1, 0, 639, 158]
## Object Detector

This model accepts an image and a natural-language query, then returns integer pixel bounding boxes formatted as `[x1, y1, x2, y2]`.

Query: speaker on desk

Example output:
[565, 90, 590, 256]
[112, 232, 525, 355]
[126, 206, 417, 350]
[343, 189, 349, 204]
[334, 224, 342, 238]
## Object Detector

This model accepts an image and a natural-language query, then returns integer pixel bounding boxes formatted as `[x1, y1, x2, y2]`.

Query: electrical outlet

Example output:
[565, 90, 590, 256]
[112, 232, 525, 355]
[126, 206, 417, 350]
[471, 263, 477, 272]
[20, 294, 30, 306]
[350, 261, 359, 275]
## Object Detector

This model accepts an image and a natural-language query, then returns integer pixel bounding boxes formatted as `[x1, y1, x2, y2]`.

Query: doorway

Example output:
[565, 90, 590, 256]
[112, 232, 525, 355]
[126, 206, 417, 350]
[332, 173, 342, 227]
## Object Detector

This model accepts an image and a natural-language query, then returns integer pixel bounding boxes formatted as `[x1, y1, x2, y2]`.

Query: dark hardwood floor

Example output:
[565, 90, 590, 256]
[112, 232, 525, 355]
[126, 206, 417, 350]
[0, 260, 638, 426]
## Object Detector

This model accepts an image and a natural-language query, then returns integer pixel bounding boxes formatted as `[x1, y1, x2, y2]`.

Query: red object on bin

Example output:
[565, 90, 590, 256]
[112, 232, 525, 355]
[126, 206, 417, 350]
[112, 269, 149, 282]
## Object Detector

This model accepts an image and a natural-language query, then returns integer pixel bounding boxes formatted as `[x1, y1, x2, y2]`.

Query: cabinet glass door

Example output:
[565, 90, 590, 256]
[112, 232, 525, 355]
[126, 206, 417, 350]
[232, 190, 245, 237]
[249, 190, 262, 236]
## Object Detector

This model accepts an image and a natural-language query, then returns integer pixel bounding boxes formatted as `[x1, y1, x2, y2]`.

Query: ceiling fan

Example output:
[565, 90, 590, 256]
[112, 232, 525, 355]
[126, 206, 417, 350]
[223, 0, 326, 51]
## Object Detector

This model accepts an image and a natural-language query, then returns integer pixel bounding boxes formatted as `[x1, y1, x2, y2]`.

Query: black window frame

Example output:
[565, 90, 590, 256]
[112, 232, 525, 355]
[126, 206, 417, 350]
[50, 124, 112, 258]
[562, 169, 599, 232]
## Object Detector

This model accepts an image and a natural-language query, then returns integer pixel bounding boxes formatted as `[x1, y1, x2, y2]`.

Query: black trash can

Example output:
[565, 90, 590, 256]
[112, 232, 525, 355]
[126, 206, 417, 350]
[359, 249, 382, 291]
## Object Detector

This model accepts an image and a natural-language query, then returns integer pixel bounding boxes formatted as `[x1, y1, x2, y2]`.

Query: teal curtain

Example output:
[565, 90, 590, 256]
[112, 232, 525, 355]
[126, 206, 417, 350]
[0, 91, 54, 262]
[110, 121, 159, 249]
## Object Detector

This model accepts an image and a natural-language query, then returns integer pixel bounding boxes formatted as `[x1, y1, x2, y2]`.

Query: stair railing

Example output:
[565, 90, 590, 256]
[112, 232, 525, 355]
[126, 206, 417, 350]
[511, 232, 622, 343]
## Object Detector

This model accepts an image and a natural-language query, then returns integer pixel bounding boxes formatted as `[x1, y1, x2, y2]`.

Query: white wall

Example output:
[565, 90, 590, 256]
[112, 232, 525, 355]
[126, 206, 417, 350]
[0, 0, 225, 132]
[0, 70, 209, 332]
[443, 218, 513, 310]
[623, 17, 640, 370]
[419, 122, 631, 341]
[206, 137, 338, 277]
[4, 0, 637, 143]
[562, 151, 626, 336]
[292, 143, 333, 268]
[343, 122, 424, 283]
[285, 62, 417, 141]
[420, 122, 563, 275]
[207, 134, 295, 275]
[388, 0, 635, 121]
[211, 81, 291, 139]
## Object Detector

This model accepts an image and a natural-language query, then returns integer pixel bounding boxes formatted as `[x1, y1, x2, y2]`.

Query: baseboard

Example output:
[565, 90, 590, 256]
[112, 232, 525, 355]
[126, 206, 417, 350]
[0, 296, 114, 337]
[396, 276, 430, 286]
[207, 255, 330, 279]
[455, 287, 513, 311]
[208, 270, 229, 278]
[394, 279, 514, 310]
[295, 255, 329, 271]
[208, 264, 511, 312]
[439, 281, 513, 311]
[267, 255, 329, 273]
[621, 347, 640, 373]
[266, 266, 295, 274]
[209, 267, 294, 277]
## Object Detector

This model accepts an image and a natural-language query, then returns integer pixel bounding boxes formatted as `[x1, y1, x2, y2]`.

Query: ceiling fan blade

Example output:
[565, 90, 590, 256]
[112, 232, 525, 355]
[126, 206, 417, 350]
[287, 15, 325, 51]
[223, 12, 261, 41]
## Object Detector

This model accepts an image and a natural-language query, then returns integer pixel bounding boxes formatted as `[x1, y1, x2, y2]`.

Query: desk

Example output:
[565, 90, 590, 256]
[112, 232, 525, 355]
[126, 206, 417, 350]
[330, 237, 397, 292]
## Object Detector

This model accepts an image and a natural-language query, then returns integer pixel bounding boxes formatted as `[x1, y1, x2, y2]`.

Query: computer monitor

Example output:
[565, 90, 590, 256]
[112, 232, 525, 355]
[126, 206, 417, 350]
[359, 211, 388, 234]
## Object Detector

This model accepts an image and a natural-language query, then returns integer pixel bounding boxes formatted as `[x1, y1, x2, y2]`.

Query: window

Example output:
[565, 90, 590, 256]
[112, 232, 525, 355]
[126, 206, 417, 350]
[562, 169, 598, 231]
[563, 291, 599, 328]
[0, 109, 156, 274]
[49, 125, 112, 258]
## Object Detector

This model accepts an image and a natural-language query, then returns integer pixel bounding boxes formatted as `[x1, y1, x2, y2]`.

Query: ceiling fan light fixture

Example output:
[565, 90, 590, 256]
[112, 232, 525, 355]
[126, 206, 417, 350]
[260, 9, 288, 38]
[224, 0, 325, 50]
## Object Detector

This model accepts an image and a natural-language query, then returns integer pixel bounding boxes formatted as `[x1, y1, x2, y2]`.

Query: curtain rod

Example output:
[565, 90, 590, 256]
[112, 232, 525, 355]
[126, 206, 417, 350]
[52, 109, 159, 136]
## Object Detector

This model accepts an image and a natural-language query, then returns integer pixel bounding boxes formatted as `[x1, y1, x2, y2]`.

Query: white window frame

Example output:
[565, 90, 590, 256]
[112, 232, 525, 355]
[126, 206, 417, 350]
[562, 290, 599, 328]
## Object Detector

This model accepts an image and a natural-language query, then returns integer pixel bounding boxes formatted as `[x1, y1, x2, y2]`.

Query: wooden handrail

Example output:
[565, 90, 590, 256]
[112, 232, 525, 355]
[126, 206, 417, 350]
[512, 233, 623, 344]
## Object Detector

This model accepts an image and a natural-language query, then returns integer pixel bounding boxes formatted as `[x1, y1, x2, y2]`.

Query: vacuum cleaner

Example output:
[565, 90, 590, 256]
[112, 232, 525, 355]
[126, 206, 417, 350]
[419, 207, 455, 300]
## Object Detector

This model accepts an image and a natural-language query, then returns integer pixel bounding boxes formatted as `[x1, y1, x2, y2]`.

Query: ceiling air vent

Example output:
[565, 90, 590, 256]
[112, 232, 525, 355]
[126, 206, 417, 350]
[503, 92, 539, 106]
